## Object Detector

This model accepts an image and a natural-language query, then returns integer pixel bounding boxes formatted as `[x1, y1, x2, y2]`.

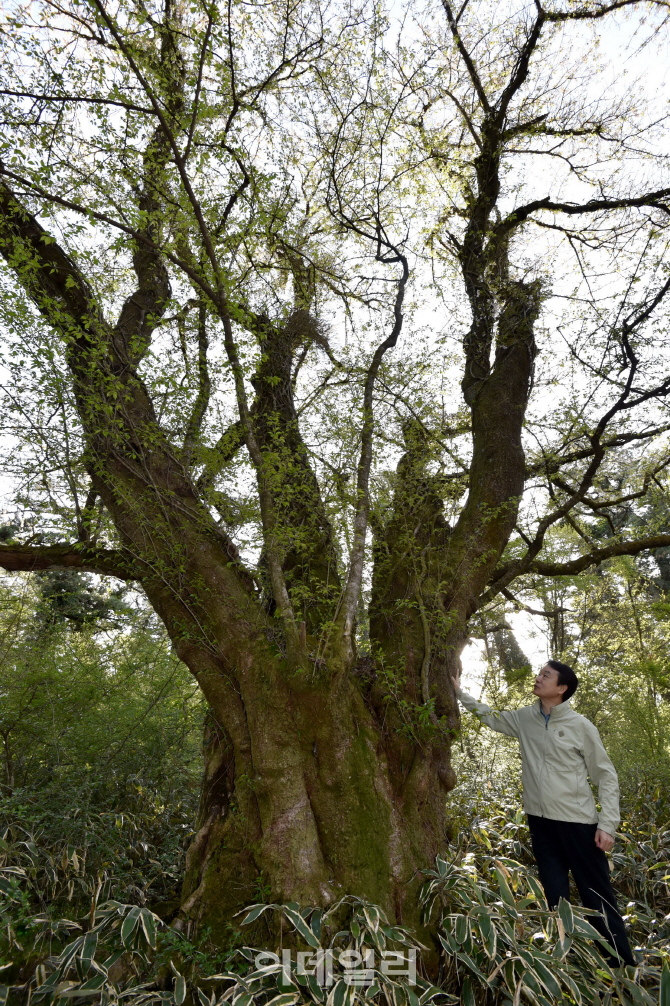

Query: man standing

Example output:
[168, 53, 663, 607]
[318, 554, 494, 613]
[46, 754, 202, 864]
[452, 659, 635, 967]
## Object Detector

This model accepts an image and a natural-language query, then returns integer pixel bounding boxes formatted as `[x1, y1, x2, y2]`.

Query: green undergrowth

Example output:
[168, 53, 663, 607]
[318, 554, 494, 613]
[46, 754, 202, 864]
[2, 790, 670, 1006]
[0, 776, 195, 919]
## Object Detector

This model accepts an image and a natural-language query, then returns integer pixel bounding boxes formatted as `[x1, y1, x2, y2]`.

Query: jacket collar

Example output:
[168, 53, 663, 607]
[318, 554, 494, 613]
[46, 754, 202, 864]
[536, 698, 573, 720]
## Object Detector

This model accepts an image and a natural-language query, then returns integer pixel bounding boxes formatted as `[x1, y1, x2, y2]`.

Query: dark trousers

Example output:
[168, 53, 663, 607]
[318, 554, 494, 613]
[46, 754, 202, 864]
[527, 815, 635, 966]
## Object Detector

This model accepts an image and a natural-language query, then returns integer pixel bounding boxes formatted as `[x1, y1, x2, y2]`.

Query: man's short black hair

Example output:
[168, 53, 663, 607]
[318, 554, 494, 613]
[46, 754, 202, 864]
[547, 659, 579, 701]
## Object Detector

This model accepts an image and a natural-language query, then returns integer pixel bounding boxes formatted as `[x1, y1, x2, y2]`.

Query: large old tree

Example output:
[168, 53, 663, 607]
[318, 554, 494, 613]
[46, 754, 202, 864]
[1, 0, 670, 936]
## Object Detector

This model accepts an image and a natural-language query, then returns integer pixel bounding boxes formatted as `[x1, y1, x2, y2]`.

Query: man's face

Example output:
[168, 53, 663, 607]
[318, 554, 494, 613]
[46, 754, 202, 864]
[533, 664, 567, 702]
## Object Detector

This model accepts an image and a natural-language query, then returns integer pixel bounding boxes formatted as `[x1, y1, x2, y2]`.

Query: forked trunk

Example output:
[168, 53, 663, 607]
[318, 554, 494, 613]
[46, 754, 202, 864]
[175, 615, 461, 940]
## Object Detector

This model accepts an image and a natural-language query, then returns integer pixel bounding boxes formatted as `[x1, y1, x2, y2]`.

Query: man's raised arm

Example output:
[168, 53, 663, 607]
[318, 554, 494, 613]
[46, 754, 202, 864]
[451, 669, 521, 738]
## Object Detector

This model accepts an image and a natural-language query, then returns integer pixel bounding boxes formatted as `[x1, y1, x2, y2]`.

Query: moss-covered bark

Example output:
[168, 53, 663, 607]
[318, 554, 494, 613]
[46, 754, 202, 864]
[176, 636, 456, 937]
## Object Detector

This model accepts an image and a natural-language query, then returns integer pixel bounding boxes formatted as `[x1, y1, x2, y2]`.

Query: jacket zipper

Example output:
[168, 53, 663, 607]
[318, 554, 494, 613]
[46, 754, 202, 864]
[540, 709, 549, 817]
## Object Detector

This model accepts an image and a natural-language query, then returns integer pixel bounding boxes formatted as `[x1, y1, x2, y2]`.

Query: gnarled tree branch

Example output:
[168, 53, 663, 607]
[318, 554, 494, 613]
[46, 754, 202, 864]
[528, 534, 670, 577]
[0, 543, 139, 579]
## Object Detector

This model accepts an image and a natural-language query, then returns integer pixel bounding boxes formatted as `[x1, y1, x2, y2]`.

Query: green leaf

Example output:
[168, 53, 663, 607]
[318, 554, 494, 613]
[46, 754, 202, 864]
[197, 989, 211, 1006]
[522, 970, 542, 997]
[562, 973, 582, 1005]
[284, 907, 320, 949]
[232, 995, 253, 1006]
[494, 868, 516, 910]
[457, 953, 488, 983]
[454, 914, 468, 944]
[140, 908, 158, 949]
[327, 979, 347, 1006]
[418, 987, 442, 1005]
[392, 987, 407, 1006]
[120, 906, 141, 949]
[307, 975, 324, 1002]
[311, 910, 323, 942]
[572, 918, 603, 940]
[661, 963, 670, 1006]
[266, 996, 300, 1006]
[621, 979, 653, 1006]
[406, 985, 420, 1006]
[69, 976, 107, 995]
[525, 876, 546, 905]
[80, 931, 98, 972]
[363, 906, 381, 932]
[462, 978, 475, 1006]
[239, 904, 272, 926]
[174, 974, 186, 1006]
[478, 911, 491, 940]
[477, 911, 496, 958]
[58, 937, 86, 975]
[55, 990, 103, 998]
[438, 932, 457, 955]
[557, 898, 574, 935]
[100, 952, 123, 976]
[503, 959, 517, 993]
[533, 960, 562, 1000]
[0, 987, 8, 1006]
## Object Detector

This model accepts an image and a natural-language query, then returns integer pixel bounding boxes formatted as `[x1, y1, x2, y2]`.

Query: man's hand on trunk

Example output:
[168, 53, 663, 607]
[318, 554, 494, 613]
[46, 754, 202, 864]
[451, 669, 461, 692]
[595, 829, 615, 852]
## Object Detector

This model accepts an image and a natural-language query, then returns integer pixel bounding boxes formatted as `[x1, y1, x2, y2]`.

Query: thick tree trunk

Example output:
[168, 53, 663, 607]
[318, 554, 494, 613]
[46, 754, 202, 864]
[176, 641, 459, 940]
[0, 180, 460, 935]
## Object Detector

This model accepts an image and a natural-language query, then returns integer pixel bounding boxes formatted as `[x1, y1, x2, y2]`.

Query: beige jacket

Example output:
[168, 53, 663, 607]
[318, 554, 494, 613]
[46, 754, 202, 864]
[456, 688, 620, 837]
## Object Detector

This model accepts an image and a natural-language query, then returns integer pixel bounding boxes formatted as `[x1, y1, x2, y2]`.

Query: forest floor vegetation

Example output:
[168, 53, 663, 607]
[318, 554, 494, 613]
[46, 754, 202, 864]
[1, 773, 670, 1006]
